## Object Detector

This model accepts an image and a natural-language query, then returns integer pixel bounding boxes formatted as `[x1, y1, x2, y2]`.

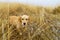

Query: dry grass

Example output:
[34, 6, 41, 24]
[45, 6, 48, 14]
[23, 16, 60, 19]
[0, 3, 60, 40]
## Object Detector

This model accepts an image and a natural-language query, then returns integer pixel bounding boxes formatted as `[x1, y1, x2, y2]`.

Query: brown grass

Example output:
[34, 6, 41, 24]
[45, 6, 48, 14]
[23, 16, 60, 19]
[0, 3, 60, 40]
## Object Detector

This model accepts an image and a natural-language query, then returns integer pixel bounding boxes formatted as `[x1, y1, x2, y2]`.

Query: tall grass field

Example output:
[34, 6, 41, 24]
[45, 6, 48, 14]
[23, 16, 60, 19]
[0, 3, 60, 40]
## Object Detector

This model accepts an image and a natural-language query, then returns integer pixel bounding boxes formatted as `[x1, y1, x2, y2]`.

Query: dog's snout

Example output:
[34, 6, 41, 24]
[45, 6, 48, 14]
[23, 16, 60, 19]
[23, 23, 26, 25]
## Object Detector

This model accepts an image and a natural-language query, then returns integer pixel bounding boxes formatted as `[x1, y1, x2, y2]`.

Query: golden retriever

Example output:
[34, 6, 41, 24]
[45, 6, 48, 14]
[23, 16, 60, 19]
[9, 15, 29, 35]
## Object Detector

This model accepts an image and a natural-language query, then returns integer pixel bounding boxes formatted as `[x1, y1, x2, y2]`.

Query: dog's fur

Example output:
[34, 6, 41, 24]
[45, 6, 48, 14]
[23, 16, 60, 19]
[9, 15, 29, 33]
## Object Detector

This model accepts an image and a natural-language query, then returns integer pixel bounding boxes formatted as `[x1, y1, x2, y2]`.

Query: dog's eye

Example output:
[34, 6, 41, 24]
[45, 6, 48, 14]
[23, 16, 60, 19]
[22, 19, 24, 20]
[26, 19, 28, 20]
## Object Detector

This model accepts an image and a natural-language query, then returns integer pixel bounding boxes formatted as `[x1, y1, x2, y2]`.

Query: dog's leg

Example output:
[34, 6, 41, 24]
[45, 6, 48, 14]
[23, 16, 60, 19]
[16, 24, 22, 35]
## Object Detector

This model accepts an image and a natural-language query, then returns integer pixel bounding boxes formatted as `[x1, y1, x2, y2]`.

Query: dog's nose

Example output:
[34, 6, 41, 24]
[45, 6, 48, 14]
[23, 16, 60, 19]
[23, 23, 26, 25]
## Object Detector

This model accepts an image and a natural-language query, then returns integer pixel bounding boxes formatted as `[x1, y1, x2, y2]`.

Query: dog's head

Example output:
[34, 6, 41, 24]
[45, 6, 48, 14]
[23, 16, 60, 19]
[20, 15, 29, 27]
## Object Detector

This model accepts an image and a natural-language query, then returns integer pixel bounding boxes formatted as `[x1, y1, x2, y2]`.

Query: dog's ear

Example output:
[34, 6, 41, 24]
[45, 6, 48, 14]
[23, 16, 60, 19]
[18, 16, 21, 22]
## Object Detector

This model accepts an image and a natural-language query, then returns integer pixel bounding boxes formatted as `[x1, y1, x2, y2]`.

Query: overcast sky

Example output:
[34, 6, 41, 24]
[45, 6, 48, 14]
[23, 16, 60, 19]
[0, 0, 60, 6]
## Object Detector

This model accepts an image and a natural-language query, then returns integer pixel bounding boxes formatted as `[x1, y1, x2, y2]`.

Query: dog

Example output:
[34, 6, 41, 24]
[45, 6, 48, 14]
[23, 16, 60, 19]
[20, 15, 29, 27]
[9, 15, 29, 35]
